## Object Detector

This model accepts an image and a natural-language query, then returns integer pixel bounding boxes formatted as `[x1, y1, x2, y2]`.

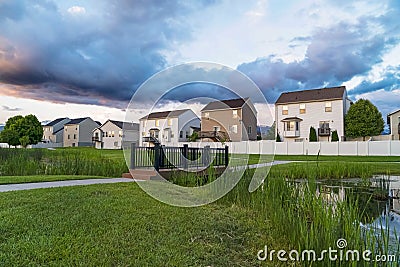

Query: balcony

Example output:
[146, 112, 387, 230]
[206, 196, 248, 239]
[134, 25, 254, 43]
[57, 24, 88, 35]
[283, 130, 300, 137]
[199, 131, 230, 142]
[92, 136, 101, 142]
[318, 128, 331, 136]
[143, 136, 160, 145]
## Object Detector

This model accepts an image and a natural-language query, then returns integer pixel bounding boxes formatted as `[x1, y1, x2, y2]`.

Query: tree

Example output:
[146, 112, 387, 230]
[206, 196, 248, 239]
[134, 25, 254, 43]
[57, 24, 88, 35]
[331, 130, 339, 142]
[345, 99, 384, 141]
[1, 114, 43, 146]
[0, 128, 19, 147]
[188, 131, 199, 142]
[309, 126, 317, 142]
[19, 136, 30, 148]
[265, 122, 276, 140]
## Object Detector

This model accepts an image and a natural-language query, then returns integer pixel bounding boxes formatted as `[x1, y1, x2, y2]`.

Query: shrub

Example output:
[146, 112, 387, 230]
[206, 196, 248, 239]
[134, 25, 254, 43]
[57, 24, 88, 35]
[309, 126, 317, 142]
[331, 130, 339, 142]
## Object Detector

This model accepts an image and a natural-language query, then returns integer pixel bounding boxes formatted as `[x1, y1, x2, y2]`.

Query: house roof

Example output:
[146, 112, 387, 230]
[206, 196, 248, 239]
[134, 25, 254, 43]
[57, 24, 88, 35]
[53, 127, 64, 134]
[275, 86, 346, 104]
[201, 98, 249, 111]
[65, 117, 89, 125]
[45, 118, 69, 127]
[140, 109, 191, 120]
[281, 117, 303, 122]
[388, 109, 400, 117]
[108, 120, 139, 130]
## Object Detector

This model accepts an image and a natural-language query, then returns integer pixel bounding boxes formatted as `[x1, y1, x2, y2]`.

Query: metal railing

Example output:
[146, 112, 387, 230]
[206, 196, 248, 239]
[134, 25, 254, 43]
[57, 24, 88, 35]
[199, 131, 230, 141]
[318, 128, 331, 136]
[130, 144, 228, 171]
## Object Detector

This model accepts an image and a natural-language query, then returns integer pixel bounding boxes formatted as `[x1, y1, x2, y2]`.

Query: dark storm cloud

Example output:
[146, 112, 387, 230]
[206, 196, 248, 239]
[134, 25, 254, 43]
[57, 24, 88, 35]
[0, 0, 216, 106]
[238, 11, 400, 103]
[350, 67, 400, 96]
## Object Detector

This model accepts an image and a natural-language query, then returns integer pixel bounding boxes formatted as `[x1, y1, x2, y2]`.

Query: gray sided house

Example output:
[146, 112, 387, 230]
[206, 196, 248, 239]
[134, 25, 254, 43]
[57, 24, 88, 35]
[200, 97, 257, 142]
[93, 120, 139, 149]
[275, 86, 352, 142]
[387, 109, 400, 140]
[42, 118, 71, 143]
[63, 117, 100, 147]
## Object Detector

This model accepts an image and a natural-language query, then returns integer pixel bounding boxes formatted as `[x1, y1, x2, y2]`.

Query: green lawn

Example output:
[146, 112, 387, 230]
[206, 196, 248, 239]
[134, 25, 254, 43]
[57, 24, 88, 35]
[274, 154, 400, 162]
[0, 183, 283, 266]
[0, 175, 108, 185]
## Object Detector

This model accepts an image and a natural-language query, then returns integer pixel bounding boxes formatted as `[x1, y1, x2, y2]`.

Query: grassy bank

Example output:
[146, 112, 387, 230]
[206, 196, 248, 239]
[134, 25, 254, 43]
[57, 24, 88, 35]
[0, 183, 284, 266]
[0, 148, 127, 177]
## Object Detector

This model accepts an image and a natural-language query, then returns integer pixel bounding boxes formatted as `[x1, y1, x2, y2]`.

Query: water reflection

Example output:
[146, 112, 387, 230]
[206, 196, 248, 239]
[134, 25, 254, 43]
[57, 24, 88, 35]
[316, 176, 400, 253]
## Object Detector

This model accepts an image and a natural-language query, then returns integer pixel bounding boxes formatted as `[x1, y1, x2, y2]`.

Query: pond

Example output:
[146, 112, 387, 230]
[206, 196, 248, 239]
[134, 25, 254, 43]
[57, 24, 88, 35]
[316, 175, 400, 254]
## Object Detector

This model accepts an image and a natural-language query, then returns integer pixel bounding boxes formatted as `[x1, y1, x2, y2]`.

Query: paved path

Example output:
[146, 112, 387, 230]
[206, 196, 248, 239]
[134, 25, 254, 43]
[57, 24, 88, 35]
[0, 178, 135, 193]
[0, 161, 295, 193]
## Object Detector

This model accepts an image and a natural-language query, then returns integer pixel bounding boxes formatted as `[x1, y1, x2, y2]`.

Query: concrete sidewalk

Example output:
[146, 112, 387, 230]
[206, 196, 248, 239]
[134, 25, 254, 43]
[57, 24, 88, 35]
[0, 161, 294, 193]
[0, 178, 135, 193]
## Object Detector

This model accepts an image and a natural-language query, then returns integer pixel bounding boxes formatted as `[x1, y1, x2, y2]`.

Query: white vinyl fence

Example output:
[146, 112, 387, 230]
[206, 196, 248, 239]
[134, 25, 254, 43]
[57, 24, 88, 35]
[172, 140, 400, 156]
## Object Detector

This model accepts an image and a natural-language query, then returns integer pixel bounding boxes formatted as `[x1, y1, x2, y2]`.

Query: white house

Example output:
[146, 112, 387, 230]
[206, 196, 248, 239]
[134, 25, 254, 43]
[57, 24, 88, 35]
[42, 118, 70, 144]
[139, 109, 200, 146]
[387, 109, 400, 141]
[63, 117, 100, 147]
[275, 86, 352, 142]
[93, 120, 139, 149]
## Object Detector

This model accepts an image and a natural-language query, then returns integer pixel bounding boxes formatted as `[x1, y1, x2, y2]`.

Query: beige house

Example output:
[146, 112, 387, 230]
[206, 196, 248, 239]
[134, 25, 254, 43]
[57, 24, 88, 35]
[275, 86, 352, 142]
[93, 120, 139, 149]
[139, 109, 200, 146]
[63, 117, 100, 147]
[387, 109, 400, 140]
[42, 118, 70, 143]
[200, 97, 257, 142]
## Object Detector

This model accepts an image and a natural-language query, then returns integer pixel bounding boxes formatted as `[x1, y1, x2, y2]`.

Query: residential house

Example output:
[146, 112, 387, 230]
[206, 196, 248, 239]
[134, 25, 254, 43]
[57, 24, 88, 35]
[139, 109, 200, 146]
[387, 109, 400, 140]
[42, 118, 70, 144]
[93, 120, 139, 149]
[200, 97, 257, 142]
[275, 86, 352, 142]
[63, 117, 100, 147]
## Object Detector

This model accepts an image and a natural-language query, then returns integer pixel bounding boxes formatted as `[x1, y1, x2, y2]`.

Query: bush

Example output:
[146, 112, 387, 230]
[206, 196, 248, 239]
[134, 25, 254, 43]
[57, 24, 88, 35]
[309, 126, 317, 142]
[276, 133, 282, 142]
[331, 130, 339, 142]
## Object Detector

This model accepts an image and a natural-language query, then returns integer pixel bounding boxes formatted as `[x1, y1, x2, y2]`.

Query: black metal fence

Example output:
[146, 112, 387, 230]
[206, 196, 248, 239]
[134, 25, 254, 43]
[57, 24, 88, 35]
[130, 144, 228, 171]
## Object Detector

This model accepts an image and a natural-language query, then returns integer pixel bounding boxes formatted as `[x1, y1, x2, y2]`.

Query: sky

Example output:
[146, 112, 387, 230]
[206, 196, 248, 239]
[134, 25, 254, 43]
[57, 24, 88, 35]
[0, 0, 400, 126]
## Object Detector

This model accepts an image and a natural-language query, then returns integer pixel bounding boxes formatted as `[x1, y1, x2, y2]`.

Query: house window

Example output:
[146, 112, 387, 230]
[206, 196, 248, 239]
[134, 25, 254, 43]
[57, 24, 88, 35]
[111, 131, 115, 137]
[68, 134, 70, 139]
[155, 120, 160, 127]
[300, 104, 306, 114]
[282, 105, 288, 115]
[204, 112, 209, 118]
[213, 126, 220, 132]
[168, 119, 172, 126]
[233, 110, 238, 118]
[119, 131, 123, 137]
[229, 125, 238, 134]
[179, 131, 183, 138]
[142, 132, 146, 136]
[186, 131, 189, 138]
[319, 121, 330, 129]
[73, 134, 76, 139]
[114, 141, 119, 147]
[248, 126, 252, 134]
[325, 102, 332, 112]
[284, 121, 299, 131]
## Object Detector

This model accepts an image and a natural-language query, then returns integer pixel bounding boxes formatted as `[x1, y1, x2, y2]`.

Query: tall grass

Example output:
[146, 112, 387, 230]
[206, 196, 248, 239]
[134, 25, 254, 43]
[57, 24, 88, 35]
[216, 170, 396, 266]
[0, 148, 127, 177]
